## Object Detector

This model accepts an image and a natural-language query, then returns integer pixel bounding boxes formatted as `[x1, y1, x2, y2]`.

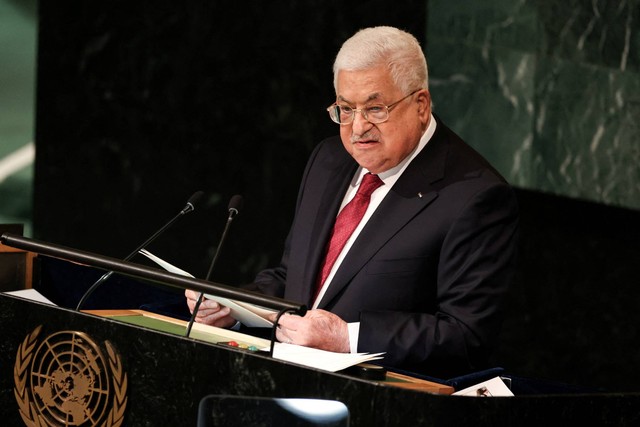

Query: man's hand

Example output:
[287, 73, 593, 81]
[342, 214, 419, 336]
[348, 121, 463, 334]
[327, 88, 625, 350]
[269, 309, 350, 353]
[184, 289, 237, 328]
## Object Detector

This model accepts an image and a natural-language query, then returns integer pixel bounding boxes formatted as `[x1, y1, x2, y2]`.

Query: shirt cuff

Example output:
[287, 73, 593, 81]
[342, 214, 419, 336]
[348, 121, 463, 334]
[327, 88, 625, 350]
[347, 322, 360, 353]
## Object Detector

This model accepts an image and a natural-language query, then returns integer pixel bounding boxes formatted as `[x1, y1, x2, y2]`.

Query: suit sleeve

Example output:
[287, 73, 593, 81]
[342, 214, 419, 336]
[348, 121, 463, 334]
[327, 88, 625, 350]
[250, 141, 325, 298]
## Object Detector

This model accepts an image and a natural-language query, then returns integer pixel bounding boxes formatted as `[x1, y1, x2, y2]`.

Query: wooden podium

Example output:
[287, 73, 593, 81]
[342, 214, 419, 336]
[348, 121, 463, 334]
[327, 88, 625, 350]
[0, 293, 452, 426]
[1, 235, 640, 426]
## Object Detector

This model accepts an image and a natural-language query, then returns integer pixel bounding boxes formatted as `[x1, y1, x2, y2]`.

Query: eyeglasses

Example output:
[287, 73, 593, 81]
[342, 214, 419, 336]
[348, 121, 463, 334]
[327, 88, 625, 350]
[327, 89, 420, 125]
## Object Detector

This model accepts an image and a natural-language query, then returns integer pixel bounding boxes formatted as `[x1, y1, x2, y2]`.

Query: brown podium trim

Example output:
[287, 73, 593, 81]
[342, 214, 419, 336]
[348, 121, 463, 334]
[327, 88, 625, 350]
[0, 246, 36, 289]
[385, 371, 454, 394]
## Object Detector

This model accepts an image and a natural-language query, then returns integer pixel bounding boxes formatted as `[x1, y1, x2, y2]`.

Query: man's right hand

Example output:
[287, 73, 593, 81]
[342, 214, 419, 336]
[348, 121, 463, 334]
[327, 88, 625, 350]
[184, 289, 237, 328]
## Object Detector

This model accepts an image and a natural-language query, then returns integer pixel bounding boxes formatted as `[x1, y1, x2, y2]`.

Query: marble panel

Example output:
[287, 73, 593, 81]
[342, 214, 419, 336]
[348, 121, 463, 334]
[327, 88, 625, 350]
[428, 41, 537, 186]
[427, 0, 640, 210]
[537, 0, 639, 72]
[428, 0, 540, 52]
[533, 58, 640, 209]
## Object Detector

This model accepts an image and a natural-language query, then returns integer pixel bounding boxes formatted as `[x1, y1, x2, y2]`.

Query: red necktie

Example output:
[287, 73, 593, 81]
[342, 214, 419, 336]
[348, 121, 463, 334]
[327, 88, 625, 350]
[314, 173, 384, 301]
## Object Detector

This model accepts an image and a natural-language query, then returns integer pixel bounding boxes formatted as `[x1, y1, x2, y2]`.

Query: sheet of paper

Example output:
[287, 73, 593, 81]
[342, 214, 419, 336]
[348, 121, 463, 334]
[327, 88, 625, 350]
[4, 288, 57, 306]
[202, 293, 275, 328]
[139, 249, 194, 277]
[234, 300, 278, 319]
[139, 249, 276, 327]
[269, 343, 384, 373]
[452, 376, 514, 397]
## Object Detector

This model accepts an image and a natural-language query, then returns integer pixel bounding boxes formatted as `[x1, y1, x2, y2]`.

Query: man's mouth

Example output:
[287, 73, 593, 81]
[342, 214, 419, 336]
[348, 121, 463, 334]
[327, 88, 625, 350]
[352, 138, 378, 145]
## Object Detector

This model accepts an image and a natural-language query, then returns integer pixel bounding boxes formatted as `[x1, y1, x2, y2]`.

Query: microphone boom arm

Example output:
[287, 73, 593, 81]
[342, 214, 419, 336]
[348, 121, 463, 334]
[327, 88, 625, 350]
[75, 209, 185, 311]
[74, 191, 203, 311]
[186, 194, 243, 337]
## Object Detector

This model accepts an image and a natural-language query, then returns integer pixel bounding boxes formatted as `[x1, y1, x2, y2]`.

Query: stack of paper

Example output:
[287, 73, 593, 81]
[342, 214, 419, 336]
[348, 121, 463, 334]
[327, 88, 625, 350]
[271, 343, 384, 372]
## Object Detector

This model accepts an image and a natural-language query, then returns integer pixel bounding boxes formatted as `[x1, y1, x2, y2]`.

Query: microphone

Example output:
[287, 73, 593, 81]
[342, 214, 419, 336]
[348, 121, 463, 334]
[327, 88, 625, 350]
[75, 191, 204, 311]
[185, 194, 243, 337]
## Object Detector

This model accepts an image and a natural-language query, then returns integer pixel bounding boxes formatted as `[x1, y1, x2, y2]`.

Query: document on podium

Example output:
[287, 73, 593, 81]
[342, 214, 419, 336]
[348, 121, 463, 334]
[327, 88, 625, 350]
[271, 343, 384, 373]
[452, 376, 514, 397]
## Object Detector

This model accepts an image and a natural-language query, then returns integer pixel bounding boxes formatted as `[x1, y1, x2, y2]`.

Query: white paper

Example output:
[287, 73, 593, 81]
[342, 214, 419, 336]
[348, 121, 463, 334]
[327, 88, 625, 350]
[202, 293, 275, 327]
[452, 376, 514, 397]
[269, 343, 385, 372]
[4, 288, 57, 306]
[139, 249, 194, 277]
[139, 249, 276, 327]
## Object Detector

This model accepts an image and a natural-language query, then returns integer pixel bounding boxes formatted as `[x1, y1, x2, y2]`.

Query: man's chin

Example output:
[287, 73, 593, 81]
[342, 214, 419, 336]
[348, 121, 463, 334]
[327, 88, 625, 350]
[352, 157, 388, 174]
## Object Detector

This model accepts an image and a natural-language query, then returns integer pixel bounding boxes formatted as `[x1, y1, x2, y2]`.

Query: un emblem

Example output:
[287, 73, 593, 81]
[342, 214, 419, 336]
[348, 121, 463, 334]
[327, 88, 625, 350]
[14, 326, 128, 426]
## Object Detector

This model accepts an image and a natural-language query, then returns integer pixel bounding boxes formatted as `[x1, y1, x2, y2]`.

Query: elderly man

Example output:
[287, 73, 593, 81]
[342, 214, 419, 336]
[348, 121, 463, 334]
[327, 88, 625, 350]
[186, 26, 518, 379]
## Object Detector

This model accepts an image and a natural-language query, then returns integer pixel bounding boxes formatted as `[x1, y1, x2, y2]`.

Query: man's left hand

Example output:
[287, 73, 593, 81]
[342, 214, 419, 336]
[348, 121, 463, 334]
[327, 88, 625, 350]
[270, 309, 350, 353]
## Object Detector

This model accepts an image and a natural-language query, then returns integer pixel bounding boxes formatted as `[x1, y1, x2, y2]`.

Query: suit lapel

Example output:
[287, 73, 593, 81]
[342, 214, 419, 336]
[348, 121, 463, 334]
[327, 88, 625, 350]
[298, 158, 358, 303]
[316, 117, 450, 308]
[317, 189, 437, 307]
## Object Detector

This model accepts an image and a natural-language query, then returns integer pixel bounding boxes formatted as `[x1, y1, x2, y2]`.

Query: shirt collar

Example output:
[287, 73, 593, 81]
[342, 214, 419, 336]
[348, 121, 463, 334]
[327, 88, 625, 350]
[355, 113, 437, 186]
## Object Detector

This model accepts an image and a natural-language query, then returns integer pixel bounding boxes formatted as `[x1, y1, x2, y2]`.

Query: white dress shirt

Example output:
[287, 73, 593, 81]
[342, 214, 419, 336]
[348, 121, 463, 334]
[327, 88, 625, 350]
[312, 114, 437, 352]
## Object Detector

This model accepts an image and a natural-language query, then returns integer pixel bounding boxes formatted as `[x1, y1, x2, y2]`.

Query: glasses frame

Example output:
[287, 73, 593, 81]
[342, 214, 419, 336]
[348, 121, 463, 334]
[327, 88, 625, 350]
[327, 89, 421, 125]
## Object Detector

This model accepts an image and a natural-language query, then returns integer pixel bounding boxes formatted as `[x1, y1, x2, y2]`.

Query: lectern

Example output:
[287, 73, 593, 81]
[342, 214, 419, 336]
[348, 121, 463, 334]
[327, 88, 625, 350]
[1, 235, 640, 426]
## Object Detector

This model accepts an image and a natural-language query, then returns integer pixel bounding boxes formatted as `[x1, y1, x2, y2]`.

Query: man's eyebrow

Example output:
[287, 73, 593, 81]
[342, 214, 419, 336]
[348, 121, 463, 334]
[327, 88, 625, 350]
[337, 92, 383, 104]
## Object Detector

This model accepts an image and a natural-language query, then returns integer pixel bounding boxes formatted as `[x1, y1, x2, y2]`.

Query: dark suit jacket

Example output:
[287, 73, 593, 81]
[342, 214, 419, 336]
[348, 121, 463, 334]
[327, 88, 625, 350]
[253, 115, 519, 378]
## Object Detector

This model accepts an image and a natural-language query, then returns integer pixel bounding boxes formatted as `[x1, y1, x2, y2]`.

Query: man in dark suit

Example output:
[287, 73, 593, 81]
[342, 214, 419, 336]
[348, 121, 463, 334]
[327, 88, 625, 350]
[186, 26, 518, 378]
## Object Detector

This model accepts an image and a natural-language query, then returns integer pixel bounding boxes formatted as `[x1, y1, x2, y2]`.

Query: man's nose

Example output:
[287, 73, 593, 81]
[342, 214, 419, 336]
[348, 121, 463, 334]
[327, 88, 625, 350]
[351, 109, 373, 135]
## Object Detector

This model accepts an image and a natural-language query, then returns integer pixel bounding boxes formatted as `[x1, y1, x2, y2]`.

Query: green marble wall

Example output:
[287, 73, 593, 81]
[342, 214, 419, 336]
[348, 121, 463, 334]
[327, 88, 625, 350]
[426, 0, 639, 210]
[0, 0, 36, 234]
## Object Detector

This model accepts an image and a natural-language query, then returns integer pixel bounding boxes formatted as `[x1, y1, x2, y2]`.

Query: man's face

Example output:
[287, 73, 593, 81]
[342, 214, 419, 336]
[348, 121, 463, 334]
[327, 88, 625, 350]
[335, 66, 431, 174]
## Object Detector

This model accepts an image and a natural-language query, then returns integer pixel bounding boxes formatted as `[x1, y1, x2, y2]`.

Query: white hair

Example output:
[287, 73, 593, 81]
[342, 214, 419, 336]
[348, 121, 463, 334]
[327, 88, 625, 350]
[333, 26, 429, 94]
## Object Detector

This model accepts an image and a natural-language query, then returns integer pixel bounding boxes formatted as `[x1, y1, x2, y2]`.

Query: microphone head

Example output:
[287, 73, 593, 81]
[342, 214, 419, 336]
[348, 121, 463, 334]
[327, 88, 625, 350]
[228, 194, 243, 216]
[182, 190, 205, 214]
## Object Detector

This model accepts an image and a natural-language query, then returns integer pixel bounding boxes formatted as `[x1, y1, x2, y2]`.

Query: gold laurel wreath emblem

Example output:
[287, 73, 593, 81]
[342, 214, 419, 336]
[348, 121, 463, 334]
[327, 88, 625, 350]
[13, 326, 128, 427]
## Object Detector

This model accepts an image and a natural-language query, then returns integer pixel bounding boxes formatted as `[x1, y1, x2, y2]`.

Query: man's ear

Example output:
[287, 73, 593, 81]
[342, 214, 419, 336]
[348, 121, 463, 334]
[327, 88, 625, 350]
[416, 89, 431, 122]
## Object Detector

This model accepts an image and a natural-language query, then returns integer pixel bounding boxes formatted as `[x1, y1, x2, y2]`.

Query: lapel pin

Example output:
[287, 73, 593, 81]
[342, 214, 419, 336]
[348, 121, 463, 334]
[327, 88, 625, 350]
[418, 192, 423, 198]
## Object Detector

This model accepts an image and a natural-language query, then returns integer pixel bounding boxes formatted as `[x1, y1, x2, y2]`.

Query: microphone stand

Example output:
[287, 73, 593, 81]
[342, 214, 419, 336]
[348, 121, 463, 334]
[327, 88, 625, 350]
[269, 308, 297, 357]
[75, 191, 203, 311]
[185, 195, 242, 338]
